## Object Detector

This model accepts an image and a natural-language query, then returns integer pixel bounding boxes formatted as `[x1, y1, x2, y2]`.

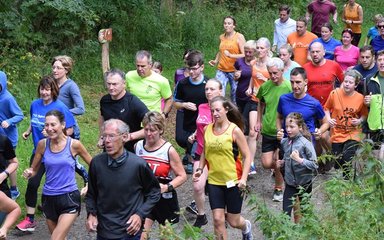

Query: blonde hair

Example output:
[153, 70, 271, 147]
[52, 55, 74, 75]
[286, 112, 311, 141]
[142, 111, 165, 135]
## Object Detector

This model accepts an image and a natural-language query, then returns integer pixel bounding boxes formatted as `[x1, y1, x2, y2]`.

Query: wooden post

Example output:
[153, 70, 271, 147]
[98, 28, 112, 74]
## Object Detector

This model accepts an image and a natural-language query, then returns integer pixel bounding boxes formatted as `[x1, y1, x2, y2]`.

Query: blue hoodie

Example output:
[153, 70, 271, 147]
[0, 71, 24, 148]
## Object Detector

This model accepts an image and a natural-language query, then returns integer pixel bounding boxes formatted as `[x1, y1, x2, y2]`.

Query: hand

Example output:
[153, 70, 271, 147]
[126, 214, 142, 236]
[80, 183, 88, 197]
[238, 178, 247, 190]
[193, 170, 202, 182]
[22, 131, 30, 140]
[97, 136, 104, 149]
[23, 168, 33, 179]
[86, 214, 98, 232]
[183, 102, 197, 111]
[255, 122, 262, 134]
[351, 118, 362, 126]
[272, 45, 277, 52]
[209, 60, 217, 67]
[188, 133, 196, 144]
[364, 92, 372, 106]
[41, 128, 48, 137]
[290, 150, 303, 163]
[313, 128, 322, 140]
[276, 128, 284, 141]
[276, 159, 285, 168]
[223, 50, 231, 57]
[1, 121, 9, 129]
[328, 118, 337, 128]
[234, 70, 242, 80]
[245, 88, 253, 96]
[159, 183, 168, 193]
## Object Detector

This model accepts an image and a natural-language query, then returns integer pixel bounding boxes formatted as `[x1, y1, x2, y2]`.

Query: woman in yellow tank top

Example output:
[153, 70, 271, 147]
[209, 16, 246, 104]
[193, 96, 253, 239]
[342, 0, 364, 46]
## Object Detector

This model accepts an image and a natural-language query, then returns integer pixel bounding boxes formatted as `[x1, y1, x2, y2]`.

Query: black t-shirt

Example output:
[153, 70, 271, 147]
[0, 134, 16, 197]
[100, 92, 149, 151]
[174, 76, 208, 132]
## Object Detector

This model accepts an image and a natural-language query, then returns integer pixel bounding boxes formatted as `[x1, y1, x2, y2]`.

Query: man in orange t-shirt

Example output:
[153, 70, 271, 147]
[287, 17, 317, 66]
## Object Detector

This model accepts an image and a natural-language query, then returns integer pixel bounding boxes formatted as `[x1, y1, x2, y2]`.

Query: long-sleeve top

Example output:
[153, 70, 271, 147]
[0, 71, 24, 148]
[273, 18, 296, 50]
[281, 134, 318, 187]
[58, 78, 85, 116]
[86, 151, 160, 239]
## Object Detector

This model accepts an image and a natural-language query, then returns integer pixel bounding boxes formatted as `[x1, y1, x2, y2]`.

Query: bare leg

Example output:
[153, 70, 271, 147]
[50, 213, 77, 240]
[193, 162, 208, 215]
[248, 111, 258, 167]
[212, 209, 226, 240]
[226, 213, 246, 230]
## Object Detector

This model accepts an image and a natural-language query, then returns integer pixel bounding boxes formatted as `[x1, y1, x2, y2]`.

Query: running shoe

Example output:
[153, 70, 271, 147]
[182, 155, 189, 165]
[242, 220, 253, 240]
[186, 162, 193, 174]
[10, 188, 20, 200]
[248, 165, 257, 175]
[16, 217, 37, 232]
[186, 201, 198, 215]
[272, 189, 283, 202]
[193, 214, 208, 228]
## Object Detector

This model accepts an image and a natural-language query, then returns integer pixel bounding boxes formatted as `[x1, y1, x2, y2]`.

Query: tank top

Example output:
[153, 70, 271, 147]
[135, 140, 172, 183]
[218, 32, 241, 72]
[251, 61, 270, 102]
[204, 123, 243, 185]
[344, 3, 362, 33]
[43, 137, 77, 196]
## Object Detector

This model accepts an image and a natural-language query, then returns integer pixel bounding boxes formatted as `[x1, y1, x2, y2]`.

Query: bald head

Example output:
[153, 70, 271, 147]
[310, 42, 325, 65]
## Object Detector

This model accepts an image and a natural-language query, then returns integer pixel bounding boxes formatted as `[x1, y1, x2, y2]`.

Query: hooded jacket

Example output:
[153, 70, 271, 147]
[365, 71, 384, 131]
[281, 133, 318, 187]
[0, 71, 24, 148]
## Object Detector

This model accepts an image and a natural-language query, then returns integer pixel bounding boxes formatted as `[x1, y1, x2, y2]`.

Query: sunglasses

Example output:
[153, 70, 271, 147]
[378, 25, 384, 29]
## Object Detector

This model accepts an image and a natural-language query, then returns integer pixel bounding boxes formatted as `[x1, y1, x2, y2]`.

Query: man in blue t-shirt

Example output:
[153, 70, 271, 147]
[353, 45, 378, 94]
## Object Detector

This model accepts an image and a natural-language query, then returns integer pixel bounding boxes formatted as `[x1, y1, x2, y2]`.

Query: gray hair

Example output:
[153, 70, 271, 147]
[244, 40, 257, 50]
[344, 69, 362, 85]
[135, 50, 152, 64]
[103, 119, 130, 134]
[104, 69, 125, 82]
[256, 37, 271, 49]
[279, 44, 293, 56]
[266, 57, 284, 70]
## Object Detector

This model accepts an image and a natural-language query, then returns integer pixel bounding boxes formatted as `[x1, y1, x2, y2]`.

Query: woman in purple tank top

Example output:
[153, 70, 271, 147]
[23, 110, 92, 239]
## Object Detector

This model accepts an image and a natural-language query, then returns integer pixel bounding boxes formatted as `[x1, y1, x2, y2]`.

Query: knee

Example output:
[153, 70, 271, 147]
[226, 217, 242, 229]
[193, 181, 205, 195]
[248, 130, 257, 139]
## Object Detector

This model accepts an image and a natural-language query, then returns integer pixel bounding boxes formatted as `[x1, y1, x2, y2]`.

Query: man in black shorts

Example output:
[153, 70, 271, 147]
[98, 69, 149, 152]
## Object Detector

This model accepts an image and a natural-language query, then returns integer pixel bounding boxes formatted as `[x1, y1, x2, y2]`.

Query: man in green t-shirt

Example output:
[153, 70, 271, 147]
[256, 57, 292, 202]
[364, 50, 384, 159]
[125, 50, 173, 116]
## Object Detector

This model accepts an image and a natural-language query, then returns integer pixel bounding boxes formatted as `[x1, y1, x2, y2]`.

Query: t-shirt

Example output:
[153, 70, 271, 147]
[304, 60, 344, 106]
[307, 0, 337, 35]
[174, 76, 208, 132]
[30, 99, 75, 152]
[195, 103, 211, 155]
[324, 88, 367, 142]
[218, 32, 241, 72]
[251, 61, 270, 102]
[100, 92, 149, 152]
[370, 35, 384, 54]
[277, 93, 325, 133]
[234, 58, 252, 101]
[256, 80, 292, 136]
[367, 26, 380, 39]
[125, 70, 172, 112]
[311, 37, 342, 60]
[353, 63, 378, 94]
[282, 61, 301, 81]
[287, 31, 318, 66]
[334, 45, 360, 71]
[204, 123, 242, 185]
[273, 18, 297, 50]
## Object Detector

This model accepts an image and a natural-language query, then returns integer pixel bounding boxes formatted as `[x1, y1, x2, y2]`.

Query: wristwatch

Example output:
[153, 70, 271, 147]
[167, 183, 174, 192]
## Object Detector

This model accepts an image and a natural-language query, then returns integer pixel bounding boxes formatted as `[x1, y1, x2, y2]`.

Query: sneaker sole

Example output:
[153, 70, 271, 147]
[16, 227, 36, 232]
[186, 207, 198, 215]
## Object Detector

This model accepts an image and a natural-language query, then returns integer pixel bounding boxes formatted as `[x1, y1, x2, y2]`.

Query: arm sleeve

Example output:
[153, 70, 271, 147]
[302, 142, 318, 170]
[61, 104, 76, 128]
[69, 82, 85, 115]
[5, 98, 24, 126]
[135, 163, 161, 219]
[85, 159, 98, 215]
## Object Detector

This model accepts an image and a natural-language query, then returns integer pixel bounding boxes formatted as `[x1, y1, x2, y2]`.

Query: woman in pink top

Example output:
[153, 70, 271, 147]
[187, 78, 223, 228]
[334, 28, 360, 72]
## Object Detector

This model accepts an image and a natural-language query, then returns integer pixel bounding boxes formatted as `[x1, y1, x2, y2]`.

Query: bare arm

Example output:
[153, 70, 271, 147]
[23, 140, 45, 179]
[72, 139, 92, 165]
[226, 33, 246, 59]
[168, 146, 187, 189]
[162, 97, 173, 116]
[0, 192, 21, 239]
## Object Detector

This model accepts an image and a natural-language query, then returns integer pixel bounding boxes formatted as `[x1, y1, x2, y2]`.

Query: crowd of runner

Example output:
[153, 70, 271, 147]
[1, 1, 384, 239]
